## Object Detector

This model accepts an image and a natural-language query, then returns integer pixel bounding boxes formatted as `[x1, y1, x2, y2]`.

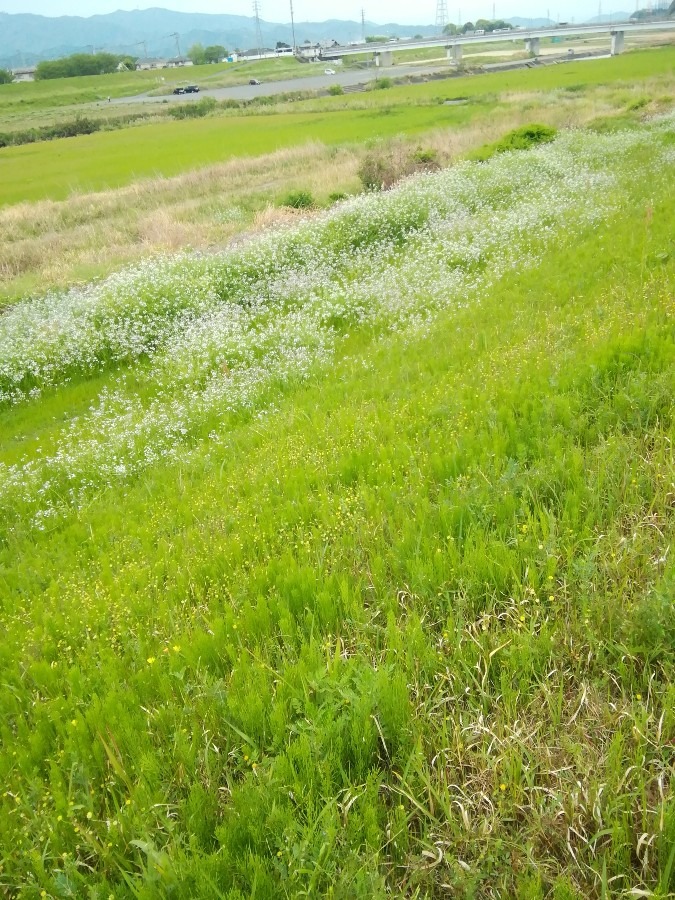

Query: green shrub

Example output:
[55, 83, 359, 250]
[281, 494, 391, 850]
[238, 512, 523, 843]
[280, 189, 314, 209]
[412, 147, 438, 164]
[328, 191, 348, 203]
[469, 123, 557, 161]
[373, 77, 393, 90]
[169, 97, 217, 119]
[0, 115, 104, 148]
[358, 141, 441, 191]
[328, 84, 344, 96]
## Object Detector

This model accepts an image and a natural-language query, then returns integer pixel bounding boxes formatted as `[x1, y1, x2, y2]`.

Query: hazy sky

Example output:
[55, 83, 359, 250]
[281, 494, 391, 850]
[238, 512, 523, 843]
[0, 1, 607, 25]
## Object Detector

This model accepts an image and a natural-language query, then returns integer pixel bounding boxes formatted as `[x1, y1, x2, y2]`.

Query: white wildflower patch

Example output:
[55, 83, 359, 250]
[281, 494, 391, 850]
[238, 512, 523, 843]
[0, 121, 672, 527]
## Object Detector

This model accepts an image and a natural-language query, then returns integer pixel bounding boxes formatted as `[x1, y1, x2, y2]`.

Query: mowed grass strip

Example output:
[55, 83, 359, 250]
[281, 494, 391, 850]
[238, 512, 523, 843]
[0, 56, 310, 116]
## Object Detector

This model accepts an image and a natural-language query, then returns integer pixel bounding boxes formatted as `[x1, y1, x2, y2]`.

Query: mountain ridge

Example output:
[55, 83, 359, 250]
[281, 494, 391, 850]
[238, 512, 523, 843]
[1, 9, 436, 67]
[1, 7, 642, 69]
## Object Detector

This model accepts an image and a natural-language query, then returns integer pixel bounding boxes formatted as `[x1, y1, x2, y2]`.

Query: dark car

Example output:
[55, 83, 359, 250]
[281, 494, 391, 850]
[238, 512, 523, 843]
[249, 78, 261, 85]
[184, 85, 200, 93]
[172, 86, 186, 94]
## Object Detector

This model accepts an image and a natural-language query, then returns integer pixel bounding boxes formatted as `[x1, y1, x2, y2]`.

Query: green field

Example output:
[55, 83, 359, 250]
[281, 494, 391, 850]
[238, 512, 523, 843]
[0, 104, 476, 206]
[1, 46, 674, 207]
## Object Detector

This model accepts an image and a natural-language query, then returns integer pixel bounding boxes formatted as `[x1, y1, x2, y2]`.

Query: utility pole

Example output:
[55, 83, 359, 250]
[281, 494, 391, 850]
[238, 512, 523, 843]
[253, 1, 263, 57]
[435, 0, 449, 30]
[289, 0, 297, 51]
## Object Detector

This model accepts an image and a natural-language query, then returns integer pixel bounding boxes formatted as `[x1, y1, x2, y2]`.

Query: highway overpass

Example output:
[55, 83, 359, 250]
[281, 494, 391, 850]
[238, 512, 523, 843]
[320, 20, 675, 64]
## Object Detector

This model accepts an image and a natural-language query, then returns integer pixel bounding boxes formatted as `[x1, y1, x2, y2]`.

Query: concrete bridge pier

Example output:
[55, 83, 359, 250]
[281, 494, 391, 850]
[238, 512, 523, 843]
[446, 43, 463, 64]
[374, 50, 393, 67]
[610, 30, 625, 54]
[525, 37, 541, 56]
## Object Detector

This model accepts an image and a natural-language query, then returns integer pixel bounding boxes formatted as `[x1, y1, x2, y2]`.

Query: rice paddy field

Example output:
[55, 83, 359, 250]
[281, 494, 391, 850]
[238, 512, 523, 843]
[0, 44, 674, 899]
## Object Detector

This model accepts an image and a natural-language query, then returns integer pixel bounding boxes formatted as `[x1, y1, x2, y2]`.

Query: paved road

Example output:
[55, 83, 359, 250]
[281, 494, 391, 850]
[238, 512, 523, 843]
[114, 44, 622, 108]
[114, 63, 455, 106]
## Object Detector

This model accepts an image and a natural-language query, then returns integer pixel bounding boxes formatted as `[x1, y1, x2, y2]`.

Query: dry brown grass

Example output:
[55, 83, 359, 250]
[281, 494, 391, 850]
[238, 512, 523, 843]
[0, 142, 362, 304]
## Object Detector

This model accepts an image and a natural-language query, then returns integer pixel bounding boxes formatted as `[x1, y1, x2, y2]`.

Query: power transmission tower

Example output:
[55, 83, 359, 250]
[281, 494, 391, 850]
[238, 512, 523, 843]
[435, 0, 449, 30]
[170, 32, 182, 59]
[289, 0, 297, 51]
[253, 1, 263, 57]
[361, 8, 366, 42]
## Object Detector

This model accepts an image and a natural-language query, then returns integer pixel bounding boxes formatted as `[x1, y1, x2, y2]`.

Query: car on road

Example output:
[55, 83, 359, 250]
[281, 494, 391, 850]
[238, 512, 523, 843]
[184, 85, 200, 93]
[249, 78, 261, 85]
[324, 68, 336, 75]
[172, 86, 186, 94]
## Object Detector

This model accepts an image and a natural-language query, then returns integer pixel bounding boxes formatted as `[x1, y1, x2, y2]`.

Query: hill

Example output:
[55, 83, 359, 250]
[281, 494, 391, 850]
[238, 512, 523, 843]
[0, 9, 437, 67]
[585, 11, 632, 21]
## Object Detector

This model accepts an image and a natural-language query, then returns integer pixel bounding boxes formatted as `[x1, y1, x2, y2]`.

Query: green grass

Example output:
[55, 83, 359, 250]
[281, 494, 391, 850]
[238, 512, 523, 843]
[0, 119, 673, 896]
[0, 46, 673, 206]
[0, 104, 478, 205]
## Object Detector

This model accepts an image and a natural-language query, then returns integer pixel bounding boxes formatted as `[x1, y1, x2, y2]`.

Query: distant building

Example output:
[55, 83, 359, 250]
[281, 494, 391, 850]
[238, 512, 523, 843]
[297, 44, 323, 60]
[135, 57, 193, 71]
[165, 57, 194, 68]
[11, 66, 37, 82]
[238, 48, 277, 60]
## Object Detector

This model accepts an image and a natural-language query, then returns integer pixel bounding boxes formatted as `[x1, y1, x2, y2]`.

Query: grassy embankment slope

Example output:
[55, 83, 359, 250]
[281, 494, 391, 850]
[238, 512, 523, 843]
[0, 110, 673, 896]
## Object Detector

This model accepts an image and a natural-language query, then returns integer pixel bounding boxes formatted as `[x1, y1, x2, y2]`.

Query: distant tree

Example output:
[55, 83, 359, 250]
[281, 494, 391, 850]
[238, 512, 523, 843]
[669, 0, 674, 14]
[413, 33, 424, 38]
[187, 43, 207, 65]
[204, 44, 227, 63]
[276, 41, 291, 49]
[471, 17, 513, 31]
[443, 23, 458, 34]
[461, 21, 475, 32]
[0, 68, 13, 84]
[35, 52, 123, 80]
[365, 35, 388, 42]
[118, 55, 137, 70]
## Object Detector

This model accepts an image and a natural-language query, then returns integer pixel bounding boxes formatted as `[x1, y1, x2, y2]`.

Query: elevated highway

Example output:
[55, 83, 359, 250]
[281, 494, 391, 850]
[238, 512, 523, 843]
[321, 20, 675, 64]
